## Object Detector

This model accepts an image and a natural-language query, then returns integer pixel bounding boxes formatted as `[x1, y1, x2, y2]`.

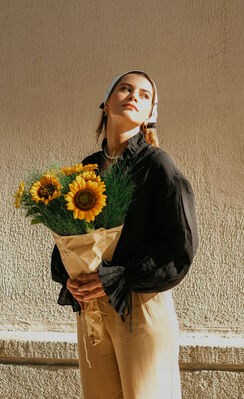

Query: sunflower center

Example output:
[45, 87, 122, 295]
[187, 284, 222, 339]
[74, 189, 96, 210]
[38, 184, 56, 199]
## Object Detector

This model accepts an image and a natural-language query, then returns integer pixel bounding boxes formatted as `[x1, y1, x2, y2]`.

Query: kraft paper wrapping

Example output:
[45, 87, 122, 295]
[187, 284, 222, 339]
[51, 225, 123, 352]
[51, 225, 123, 280]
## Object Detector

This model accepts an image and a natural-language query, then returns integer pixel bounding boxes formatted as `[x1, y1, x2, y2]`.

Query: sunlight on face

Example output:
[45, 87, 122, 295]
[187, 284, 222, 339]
[106, 73, 154, 128]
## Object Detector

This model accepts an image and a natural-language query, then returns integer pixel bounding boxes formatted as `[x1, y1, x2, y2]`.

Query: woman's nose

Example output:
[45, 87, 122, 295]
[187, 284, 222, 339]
[129, 90, 138, 102]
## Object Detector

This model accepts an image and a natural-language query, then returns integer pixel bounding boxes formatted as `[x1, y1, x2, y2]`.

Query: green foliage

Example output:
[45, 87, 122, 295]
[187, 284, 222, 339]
[15, 159, 135, 236]
[94, 161, 135, 229]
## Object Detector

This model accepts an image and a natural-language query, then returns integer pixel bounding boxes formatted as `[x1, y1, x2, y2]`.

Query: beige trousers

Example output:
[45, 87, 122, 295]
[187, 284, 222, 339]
[76, 290, 182, 399]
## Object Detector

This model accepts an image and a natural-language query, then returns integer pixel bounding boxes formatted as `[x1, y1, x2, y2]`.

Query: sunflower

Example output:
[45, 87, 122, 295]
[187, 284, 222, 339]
[61, 163, 98, 176]
[82, 164, 98, 172]
[14, 181, 25, 208]
[81, 170, 102, 183]
[61, 163, 83, 176]
[65, 175, 107, 222]
[30, 174, 62, 205]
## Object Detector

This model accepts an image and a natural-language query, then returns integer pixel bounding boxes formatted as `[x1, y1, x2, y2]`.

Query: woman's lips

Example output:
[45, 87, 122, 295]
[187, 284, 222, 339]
[123, 104, 138, 111]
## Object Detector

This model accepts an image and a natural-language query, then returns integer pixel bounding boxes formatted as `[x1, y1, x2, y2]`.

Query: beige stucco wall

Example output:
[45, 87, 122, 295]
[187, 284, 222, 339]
[0, 0, 243, 397]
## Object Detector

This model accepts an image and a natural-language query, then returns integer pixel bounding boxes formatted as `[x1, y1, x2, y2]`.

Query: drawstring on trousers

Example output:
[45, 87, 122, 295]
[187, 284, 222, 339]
[82, 310, 92, 368]
[79, 294, 133, 368]
[79, 299, 108, 368]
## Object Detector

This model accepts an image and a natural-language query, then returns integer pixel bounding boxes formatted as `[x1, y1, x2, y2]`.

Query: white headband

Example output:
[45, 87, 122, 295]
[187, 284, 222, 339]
[99, 70, 158, 127]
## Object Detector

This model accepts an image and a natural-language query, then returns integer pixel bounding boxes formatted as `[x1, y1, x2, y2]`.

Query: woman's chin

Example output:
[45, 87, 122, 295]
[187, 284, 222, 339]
[120, 114, 141, 126]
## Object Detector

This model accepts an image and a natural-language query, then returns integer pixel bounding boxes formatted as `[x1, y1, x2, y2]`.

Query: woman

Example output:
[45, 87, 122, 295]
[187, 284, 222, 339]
[51, 70, 198, 399]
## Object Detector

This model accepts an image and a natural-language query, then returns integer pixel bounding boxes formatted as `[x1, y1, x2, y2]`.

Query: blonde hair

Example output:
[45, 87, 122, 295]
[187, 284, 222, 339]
[96, 71, 160, 148]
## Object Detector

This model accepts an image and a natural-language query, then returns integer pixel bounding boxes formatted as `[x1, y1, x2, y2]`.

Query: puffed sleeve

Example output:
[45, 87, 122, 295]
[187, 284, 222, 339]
[51, 244, 81, 312]
[98, 151, 199, 318]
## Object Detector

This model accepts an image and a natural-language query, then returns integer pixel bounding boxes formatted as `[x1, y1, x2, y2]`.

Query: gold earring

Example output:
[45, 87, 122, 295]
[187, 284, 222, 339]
[142, 122, 147, 133]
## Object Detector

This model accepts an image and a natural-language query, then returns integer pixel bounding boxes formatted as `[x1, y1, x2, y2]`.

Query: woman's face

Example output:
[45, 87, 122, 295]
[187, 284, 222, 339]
[105, 73, 154, 128]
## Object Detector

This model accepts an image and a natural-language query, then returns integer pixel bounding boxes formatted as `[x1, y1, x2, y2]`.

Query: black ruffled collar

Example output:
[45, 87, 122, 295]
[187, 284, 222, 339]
[101, 129, 146, 161]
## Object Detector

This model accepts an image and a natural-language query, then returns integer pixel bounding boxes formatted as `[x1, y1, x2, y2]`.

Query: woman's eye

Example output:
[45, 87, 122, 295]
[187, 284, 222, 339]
[141, 93, 150, 99]
[120, 87, 150, 99]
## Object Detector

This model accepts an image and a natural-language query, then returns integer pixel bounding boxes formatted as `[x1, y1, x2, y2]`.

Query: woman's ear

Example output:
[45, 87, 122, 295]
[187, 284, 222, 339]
[104, 103, 109, 116]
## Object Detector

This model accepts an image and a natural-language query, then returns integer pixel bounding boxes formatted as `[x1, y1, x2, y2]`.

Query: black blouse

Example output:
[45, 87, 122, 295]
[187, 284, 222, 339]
[51, 130, 199, 330]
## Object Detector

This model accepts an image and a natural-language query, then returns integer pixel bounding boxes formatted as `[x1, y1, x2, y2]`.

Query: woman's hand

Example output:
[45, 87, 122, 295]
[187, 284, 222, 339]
[76, 272, 106, 302]
[66, 278, 86, 311]
[66, 272, 106, 307]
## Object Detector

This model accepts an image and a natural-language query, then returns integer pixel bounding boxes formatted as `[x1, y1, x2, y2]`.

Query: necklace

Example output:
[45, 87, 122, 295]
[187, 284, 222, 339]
[103, 145, 120, 160]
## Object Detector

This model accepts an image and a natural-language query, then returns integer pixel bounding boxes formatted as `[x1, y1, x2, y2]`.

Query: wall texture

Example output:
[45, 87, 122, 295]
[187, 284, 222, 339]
[0, 0, 243, 397]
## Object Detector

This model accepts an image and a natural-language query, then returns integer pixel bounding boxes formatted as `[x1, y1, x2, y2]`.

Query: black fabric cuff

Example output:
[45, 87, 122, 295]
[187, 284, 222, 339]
[98, 255, 180, 313]
[98, 260, 131, 318]
[51, 244, 69, 286]
[57, 286, 81, 312]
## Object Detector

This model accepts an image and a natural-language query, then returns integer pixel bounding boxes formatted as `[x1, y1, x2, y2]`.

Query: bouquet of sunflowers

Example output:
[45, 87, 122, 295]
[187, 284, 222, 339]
[14, 161, 134, 279]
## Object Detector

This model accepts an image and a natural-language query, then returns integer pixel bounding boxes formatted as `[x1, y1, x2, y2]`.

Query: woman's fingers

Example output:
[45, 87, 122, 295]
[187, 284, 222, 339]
[82, 287, 106, 301]
[77, 280, 102, 292]
[66, 278, 82, 290]
[73, 288, 105, 302]
[66, 278, 85, 302]
[72, 291, 89, 300]
[66, 274, 106, 302]
[76, 282, 105, 301]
